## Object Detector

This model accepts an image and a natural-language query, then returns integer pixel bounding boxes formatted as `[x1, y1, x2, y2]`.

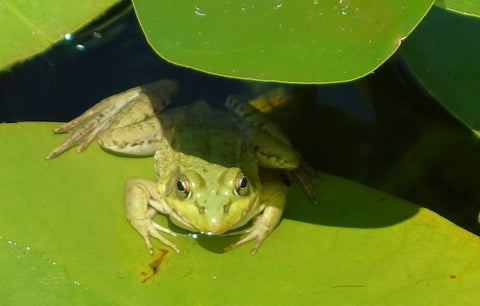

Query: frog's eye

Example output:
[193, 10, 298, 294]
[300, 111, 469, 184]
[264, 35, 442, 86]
[234, 172, 249, 196]
[176, 176, 191, 200]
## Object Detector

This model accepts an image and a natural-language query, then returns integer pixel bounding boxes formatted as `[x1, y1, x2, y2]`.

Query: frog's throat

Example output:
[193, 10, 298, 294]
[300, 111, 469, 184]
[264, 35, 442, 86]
[168, 196, 262, 235]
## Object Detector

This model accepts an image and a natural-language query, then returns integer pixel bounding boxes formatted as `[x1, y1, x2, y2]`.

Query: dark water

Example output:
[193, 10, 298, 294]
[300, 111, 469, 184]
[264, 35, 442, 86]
[0, 7, 373, 123]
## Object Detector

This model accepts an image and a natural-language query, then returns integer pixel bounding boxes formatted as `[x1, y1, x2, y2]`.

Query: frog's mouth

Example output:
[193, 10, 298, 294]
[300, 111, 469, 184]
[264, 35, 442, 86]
[168, 216, 237, 236]
[168, 197, 263, 235]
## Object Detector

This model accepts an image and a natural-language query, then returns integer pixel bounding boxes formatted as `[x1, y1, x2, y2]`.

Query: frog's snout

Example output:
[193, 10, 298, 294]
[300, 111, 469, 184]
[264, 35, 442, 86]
[198, 215, 230, 235]
[190, 201, 231, 232]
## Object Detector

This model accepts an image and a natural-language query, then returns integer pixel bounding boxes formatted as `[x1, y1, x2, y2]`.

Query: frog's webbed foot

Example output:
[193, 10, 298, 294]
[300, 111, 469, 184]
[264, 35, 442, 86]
[125, 177, 180, 254]
[225, 182, 287, 254]
[290, 158, 320, 205]
[45, 79, 177, 160]
[224, 217, 274, 255]
[130, 217, 180, 254]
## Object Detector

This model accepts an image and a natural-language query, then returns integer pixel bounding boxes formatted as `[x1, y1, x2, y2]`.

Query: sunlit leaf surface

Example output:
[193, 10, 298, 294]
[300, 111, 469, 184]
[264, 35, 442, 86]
[132, 0, 433, 83]
[1, 122, 480, 304]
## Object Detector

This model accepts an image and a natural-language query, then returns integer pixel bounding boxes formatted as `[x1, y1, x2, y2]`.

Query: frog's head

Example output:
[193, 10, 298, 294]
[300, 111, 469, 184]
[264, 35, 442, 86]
[160, 157, 262, 235]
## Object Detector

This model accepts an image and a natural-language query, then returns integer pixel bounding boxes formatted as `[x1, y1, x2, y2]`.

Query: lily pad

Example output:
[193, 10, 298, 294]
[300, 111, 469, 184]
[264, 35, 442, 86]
[400, 6, 480, 129]
[0, 238, 109, 304]
[132, 0, 433, 83]
[1, 122, 480, 303]
[435, 0, 480, 17]
[0, 0, 121, 70]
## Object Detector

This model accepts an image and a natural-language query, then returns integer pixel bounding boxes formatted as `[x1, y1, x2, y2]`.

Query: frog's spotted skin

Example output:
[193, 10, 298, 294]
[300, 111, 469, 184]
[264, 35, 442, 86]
[47, 79, 301, 255]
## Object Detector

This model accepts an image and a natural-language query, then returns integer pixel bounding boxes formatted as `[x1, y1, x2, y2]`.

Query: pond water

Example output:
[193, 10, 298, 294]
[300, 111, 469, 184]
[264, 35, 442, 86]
[0, 8, 372, 123]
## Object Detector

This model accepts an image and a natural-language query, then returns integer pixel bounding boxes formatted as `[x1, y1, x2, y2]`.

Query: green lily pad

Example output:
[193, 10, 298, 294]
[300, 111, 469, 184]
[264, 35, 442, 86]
[435, 0, 480, 17]
[0, 0, 121, 70]
[400, 6, 480, 129]
[1, 122, 480, 303]
[132, 0, 433, 83]
[0, 238, 109, 304]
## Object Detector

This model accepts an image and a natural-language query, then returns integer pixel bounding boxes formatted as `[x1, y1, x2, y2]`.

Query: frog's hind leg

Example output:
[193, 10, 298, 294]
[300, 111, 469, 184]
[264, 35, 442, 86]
[46, 79, 176, 159]
[225, 95, 299, 170]
[226, 95, 319, 205]
[97, 95, 164, 156]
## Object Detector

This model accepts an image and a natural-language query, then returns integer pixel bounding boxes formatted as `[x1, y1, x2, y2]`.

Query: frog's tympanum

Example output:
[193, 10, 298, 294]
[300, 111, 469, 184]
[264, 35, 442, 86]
[46, 79, 307, 255]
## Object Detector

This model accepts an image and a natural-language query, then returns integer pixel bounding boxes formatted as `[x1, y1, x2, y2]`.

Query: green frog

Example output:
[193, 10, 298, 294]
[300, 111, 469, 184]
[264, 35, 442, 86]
[46, 79, 307, 255]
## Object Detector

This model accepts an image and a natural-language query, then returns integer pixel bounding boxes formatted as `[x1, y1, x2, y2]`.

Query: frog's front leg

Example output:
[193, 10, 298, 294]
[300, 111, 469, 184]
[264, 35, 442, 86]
[225, 172, 288, 255]
[125, 177, 179, 254]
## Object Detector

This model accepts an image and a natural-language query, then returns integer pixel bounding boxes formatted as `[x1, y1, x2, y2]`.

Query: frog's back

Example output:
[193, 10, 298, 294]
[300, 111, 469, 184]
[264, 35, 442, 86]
[161, 101, 239, 130]
[160, 101, 254, 170]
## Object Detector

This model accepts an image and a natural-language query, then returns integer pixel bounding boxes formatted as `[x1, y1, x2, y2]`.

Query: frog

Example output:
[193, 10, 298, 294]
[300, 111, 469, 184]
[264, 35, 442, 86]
[46, 79, 307, 255]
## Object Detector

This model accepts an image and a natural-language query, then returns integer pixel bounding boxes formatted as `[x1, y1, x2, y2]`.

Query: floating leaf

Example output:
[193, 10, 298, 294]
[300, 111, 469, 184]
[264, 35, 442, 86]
[435, 0, 480, 17]
[132, 0, 433, 83]
[1, 122, 480, 303]
[400, 6, 480, 129]
[0, 0, 121, 70]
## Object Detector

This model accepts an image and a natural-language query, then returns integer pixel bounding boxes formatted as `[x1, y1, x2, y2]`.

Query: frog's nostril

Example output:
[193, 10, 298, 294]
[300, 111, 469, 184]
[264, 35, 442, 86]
[199, 206, 206, 214]
[223, 205, 229, 213]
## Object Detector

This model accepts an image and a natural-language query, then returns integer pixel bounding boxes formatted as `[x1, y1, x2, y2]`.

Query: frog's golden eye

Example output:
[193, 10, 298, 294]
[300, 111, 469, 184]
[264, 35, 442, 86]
[234, 172, 249, 196]
[176, 176, 191, 200]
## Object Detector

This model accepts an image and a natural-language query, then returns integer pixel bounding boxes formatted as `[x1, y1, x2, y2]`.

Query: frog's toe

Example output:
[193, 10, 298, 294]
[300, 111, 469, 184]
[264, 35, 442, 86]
[224, 235, 264, 255]
[222, 228, 249, 236]
[291, 160, 320, 205]
[135, 219, 180, 254]
[148, 229, 180, 253]
[152, 221, 177, 236]
[224, 238, 248, 253]
[224, 227, 268, 255]
[142, 235, 155, 255]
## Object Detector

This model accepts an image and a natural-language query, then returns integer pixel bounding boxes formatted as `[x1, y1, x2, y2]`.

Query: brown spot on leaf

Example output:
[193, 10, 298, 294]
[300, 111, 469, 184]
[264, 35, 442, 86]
[141, 249, 169, 283]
